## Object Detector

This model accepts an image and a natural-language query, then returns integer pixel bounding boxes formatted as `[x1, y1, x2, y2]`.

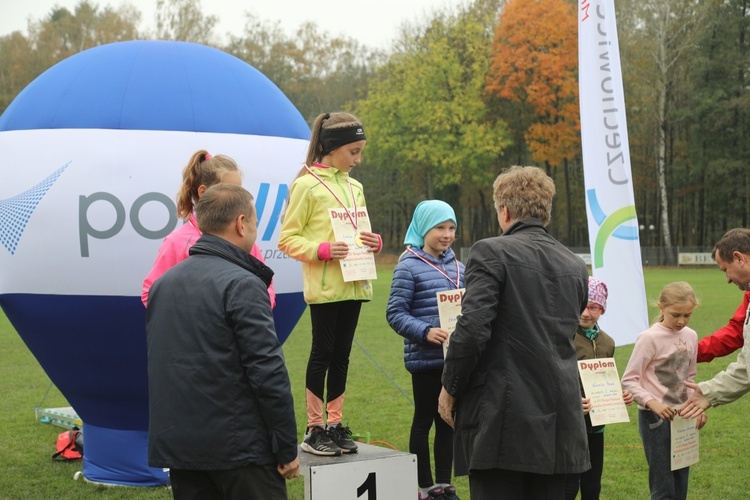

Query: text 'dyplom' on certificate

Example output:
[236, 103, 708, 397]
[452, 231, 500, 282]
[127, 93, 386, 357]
[437, 288, 464, 357]
[577, 358, 630, 426]
[329, 207, 376, 282]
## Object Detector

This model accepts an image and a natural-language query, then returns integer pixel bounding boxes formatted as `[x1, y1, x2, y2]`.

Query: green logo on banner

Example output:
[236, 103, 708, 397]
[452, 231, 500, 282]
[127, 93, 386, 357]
[587, 189, 639, 269]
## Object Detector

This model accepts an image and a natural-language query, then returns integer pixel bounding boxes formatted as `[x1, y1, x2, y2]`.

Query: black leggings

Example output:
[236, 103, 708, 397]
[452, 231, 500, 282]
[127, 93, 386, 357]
[307, 301, 362, 404]
[411, 369, 454, 487]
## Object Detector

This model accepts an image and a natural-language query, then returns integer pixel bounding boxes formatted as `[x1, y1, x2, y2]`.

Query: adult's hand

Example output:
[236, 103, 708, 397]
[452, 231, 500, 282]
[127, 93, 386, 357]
[438, 387, 456, 429]
[679, 381, 711, 418]
[277, 457, 300, 479]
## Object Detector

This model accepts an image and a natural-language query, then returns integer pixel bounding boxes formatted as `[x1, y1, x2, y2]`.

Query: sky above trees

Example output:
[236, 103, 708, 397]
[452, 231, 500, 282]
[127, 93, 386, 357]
[1, 0, 465, 50]
[2, 0, 748, 250]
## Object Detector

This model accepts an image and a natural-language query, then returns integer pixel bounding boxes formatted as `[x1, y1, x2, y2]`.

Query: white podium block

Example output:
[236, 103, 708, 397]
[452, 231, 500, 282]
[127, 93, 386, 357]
[300, 443, 417, 500]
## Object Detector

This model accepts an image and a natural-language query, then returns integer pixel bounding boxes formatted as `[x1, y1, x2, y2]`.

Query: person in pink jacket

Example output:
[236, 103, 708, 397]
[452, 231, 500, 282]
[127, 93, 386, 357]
[621, 281, 705, 500]
[142, 150, 275, 308]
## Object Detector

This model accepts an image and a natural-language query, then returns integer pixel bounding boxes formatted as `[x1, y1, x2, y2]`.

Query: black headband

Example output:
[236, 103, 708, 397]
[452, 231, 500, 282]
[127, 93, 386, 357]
[320, 125, 366, 155]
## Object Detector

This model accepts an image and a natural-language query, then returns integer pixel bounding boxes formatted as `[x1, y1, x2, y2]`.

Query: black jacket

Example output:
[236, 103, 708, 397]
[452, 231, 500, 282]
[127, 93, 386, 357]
[146, 234, 297, 469]
[442, 218, 590, 475]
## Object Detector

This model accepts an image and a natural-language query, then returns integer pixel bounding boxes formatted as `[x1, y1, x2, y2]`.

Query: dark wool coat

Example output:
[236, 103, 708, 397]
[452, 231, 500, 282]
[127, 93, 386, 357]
[386, 247, 465, 373]
[146, 234, 297, 470]
[442, 218, 591, 476]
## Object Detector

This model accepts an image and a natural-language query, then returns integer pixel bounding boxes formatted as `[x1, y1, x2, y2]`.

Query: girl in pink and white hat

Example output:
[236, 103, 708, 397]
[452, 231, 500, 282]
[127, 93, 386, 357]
[565, 277, 633, 500]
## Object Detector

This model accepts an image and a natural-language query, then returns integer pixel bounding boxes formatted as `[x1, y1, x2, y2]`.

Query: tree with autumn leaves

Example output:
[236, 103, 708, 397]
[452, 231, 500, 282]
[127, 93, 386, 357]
[486, 0, 579, 170]
[2, 0, 748, 250]
[356, 0, 510, 247]
[485, 0, 582, 242]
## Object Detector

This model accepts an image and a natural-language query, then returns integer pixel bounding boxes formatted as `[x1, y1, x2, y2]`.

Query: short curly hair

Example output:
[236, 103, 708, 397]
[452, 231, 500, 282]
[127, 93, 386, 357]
[492, 166, 555, 226]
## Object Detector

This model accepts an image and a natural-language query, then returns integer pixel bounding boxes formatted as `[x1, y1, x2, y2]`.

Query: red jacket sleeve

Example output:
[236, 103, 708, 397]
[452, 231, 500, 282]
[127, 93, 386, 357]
[697, 291, 749, 362]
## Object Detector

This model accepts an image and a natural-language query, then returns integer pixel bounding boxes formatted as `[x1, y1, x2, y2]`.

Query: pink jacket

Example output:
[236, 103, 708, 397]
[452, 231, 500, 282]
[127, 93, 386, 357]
[142, 213, 275, 308]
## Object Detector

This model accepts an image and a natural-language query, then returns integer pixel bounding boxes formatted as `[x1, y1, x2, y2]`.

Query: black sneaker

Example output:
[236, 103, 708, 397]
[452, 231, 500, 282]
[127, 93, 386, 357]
[327, 423, 358, 454]
[427, 486, 445, 499]
[301, 426, 341, 456]
[443, 485, 459, 500]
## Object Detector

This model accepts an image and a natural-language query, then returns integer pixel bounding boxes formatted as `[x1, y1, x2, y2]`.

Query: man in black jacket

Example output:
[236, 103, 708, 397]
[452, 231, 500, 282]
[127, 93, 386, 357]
[438, 166, 590, 499]
[147, 183, 298, 499]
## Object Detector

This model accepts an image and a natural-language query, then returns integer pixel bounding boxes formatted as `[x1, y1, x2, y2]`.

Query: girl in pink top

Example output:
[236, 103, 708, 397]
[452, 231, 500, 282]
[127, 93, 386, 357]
[142, 150, 275, 307]
[621, 281, 705, 500]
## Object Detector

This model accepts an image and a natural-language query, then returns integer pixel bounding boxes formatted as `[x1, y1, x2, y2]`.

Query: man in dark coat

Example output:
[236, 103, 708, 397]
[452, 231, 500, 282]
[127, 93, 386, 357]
[147, 183, 299, 499]
[438, 166, 590, 499]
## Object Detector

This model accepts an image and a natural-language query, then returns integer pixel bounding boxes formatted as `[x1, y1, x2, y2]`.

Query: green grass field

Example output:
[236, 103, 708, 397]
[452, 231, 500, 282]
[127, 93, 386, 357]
[1, 266, 748, 499]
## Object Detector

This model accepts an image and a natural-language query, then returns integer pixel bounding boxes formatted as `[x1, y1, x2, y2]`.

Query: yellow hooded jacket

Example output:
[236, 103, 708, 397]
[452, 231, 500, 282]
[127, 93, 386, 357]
[278, 165, 374, 304]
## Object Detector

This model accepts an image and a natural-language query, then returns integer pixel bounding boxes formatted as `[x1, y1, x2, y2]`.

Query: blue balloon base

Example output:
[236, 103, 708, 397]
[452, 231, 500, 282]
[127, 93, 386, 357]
[82, 425, 168, 487]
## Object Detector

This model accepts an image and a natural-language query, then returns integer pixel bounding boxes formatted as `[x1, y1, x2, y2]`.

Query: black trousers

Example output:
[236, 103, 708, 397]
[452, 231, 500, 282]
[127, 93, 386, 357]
[170, 464, 286, 500]
[411, 369, 454, 487]
[469, 468, 567, 500]
[306, 301, 362, 403]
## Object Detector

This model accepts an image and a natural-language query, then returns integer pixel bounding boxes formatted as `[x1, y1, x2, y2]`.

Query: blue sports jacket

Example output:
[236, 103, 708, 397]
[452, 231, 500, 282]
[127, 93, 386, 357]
[386, 246, 465, 373]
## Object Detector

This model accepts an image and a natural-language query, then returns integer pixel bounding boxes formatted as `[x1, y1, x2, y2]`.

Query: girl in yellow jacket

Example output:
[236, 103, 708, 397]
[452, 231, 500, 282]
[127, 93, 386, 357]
[278, 112, 382, 457]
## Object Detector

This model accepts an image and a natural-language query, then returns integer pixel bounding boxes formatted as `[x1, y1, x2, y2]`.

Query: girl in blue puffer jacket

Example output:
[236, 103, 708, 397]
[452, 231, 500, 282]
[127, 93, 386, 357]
[386, 200, 465, 500]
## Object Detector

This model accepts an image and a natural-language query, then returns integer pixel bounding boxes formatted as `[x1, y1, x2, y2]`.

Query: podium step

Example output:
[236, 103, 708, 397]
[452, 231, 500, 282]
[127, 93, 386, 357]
[300, 442, 417, 499]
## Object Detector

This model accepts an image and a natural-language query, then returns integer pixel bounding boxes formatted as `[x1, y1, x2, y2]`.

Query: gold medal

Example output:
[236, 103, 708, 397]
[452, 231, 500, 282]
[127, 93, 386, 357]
[354, 233, 364, 247]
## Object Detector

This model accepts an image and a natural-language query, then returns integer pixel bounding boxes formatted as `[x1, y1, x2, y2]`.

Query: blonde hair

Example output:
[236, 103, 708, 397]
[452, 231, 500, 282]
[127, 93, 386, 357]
[176, 150, 241, 219]
[655, 281, 700, 322]
[492, 166, 555, 226]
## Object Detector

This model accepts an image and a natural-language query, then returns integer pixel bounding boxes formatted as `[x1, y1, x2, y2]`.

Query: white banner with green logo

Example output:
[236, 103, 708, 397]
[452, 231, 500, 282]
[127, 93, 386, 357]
[578, 0, 648, 345]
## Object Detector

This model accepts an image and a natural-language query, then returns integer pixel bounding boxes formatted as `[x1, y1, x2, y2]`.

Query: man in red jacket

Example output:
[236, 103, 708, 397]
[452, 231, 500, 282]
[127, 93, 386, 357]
[697, 291, 749, 362]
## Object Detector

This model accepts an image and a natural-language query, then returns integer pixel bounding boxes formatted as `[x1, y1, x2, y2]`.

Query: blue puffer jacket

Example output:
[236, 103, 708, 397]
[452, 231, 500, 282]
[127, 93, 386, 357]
[386, 247, 465, 373]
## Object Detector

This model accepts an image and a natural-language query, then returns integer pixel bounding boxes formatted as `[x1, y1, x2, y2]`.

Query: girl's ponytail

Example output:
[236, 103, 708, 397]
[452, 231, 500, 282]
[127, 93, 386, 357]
[176, 150, 239, 219]
[305, 113, 329, 168]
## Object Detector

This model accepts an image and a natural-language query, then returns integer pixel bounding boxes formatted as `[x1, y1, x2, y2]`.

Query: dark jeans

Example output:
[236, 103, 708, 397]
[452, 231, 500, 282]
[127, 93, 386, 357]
[469, 468, 566, 500]
[564, 431, 604, 499]
[411, 369, 454, 487]
[170, 464, 286, 500]
[638, 409, 689, 500]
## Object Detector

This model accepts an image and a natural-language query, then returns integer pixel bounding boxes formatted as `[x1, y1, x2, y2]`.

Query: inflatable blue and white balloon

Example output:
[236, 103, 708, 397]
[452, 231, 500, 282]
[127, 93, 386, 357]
[0, 40, 308, 486]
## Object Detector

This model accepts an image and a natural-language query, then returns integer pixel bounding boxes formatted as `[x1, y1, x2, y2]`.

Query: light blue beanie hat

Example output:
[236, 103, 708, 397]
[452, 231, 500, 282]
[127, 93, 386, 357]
[403, 200, 457, 248]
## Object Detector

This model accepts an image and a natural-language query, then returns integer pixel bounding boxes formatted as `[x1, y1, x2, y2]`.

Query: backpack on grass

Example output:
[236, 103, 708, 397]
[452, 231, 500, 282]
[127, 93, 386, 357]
[52, 427, 83, 461]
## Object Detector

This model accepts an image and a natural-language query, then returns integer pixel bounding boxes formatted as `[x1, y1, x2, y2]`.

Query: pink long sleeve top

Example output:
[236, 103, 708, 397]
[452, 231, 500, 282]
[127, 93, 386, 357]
[621, 322, 698, 410]
[142, 213, 276, 308]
